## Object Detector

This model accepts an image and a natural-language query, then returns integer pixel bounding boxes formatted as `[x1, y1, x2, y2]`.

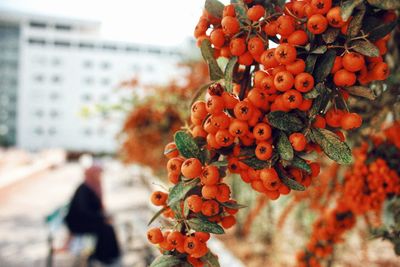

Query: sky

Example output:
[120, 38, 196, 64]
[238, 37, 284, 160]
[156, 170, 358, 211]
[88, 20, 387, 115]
[0, 0, 231, 47]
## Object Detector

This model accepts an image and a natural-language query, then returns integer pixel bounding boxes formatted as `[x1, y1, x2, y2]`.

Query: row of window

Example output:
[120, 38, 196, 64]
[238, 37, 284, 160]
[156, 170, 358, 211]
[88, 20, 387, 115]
[29, 21, 72, 31]
[32, 127, 107, 136]
[27, 38, 181, 56]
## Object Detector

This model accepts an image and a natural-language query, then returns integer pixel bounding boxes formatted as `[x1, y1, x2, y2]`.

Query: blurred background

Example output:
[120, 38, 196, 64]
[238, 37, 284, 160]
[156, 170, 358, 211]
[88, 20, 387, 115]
[0, 0, 399, 267]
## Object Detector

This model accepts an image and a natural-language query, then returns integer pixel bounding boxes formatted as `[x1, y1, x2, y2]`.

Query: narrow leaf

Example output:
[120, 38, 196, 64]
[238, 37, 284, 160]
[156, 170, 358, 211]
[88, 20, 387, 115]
[322, 28, 340, 44]
[313, 49, 336, 83]
[225, 57, 238, 92]
[367, 20, 397, 42]
[346, 86, 376, 100]
[276, 167, 306, 191]
[220, 201, 247, 209]
[367, 0, 400, 10]
[150, 255, 182, 267]
[305, 54, 318, 74]
[311, 128, 353, 164]
[201, 39, 224, 81]
[148, 206, 168, 226]
[241, 156, 269, 170]
[267, 111, 304, 132]
[347, 7, 365, 37]
[277, 132, 294, 161]
[290, 156, 311, 174]
[202, 251, 221, 267]
[351, 40, 380, 57]
[188, 218, 225, 234]
[205, 0, 225, 18]
[210, 160, 229, 167]
[167, 179, 199, 206]
[311, 45, 327, 54]
[340, 0, 363, 21]
[174, 131, 201, 159]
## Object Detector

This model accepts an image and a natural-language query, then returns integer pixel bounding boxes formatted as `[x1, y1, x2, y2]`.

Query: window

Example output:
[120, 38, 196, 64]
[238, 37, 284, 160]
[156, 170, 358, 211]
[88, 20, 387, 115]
[54, 41, 71, 47]
[34, 127, 43, 135]
[50, 92, 59, 100]
[82, 94, 91, 101]
[29, 22, 47, 29]
[50, 110, 59, 118]
[51, 75, 61, 83]
[83, 60, 93, 68]
[101, 78, 110, 86]
[83, 77, 94, 84]
[100, 62, 111, 69]
[126, 46, 140, 52]
[79, 42, 95, 49]
[48, 127, 57, 135]
[148, 48, 161, 54]
[102, 44, 117, 51]
[34, 110, 44, 118]
[55, 24, 72, 31]
[28, 38, 46, 45]
[83, 128, 92, 136]
[33, 74, 44, 83]
[52, 58, 61, 66]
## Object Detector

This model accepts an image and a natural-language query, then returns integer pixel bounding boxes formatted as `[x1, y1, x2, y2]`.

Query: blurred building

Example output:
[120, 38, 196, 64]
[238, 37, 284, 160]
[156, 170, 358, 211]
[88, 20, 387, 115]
[0, 10, 184, 153]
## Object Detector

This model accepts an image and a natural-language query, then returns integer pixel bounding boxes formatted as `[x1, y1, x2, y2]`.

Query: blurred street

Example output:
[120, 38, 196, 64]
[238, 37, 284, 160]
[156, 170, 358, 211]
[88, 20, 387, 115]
[0, 161, 155, 267]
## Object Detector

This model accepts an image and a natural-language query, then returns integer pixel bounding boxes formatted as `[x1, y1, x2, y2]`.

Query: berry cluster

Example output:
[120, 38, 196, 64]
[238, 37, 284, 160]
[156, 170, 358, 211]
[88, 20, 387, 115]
[147, 0, 397, 266]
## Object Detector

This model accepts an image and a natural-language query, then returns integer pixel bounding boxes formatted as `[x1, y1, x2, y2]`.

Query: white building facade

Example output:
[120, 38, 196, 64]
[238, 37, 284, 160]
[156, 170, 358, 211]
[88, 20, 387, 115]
[0, 11, 184, 153]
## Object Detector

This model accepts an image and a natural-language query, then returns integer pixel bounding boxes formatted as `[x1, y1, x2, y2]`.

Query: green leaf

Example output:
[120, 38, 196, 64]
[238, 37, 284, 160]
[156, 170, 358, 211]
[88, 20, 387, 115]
[351, 40, 380, 57]
[241, 156, 269, 170]
[340, 0, 363, 21]
[201, 39, 224, 81]
[224, 57, 238, 92]
[276, 168, 306, 191]
[313, 49, 336, 83]
[322, 28, 340, 44]
[311, 128, 353, 164]
[367, 0, 400, 10]
[367, 20, 397, 42]
[290, 156, 311, 174]
[267, 111, 304, 132]
[183, 198, 191, 217]
[202, 251, 221, 267]
[232, 0, 248, 23]
[311, 45, 327, 54]
[188, 218, 225, 234]
[150, 255, 182, 267]
[303, 87, 320, 99]
[305, 54, 318, 74]
[167, 179, 199, 206]
[220, 201, 247, 209]
[277, 132, 294, 161]
[148, 206, 168, 226]
[205, 0, 225, 18]
[346, 85, 376, 100]
[347, 7, 365, 37]
[174, 131, 201, 159]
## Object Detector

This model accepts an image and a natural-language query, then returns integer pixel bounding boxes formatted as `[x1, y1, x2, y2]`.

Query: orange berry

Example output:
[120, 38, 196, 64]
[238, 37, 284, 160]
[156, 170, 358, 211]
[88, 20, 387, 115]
[264, 20, 278, 36]
[200, 165, 220, 185]
[277, 15, 295, 37]
[260, 167, 281, 191]
[253, 123, 272, 141]
[340, 112, 362, 130]
[325, 109, 344, 128]
[342, 52, 365, 72]
[307, 14, 328, 34]
[255, 141, 273, 160]
[331, 56, 342, 74]
[221, 16, 240, 36]
[223, 4, 236, 17]
[326, 6, 346, 27]
[261, 48, 279, 69]
[194, 232, 210, 243]
[167, 231, 185, 248]
[216, 183, 231, 203]
[201, 200, 220, 216]
[147, 228, 164, 244]
[168, 173, 180, 184]
[248, 36, 265, 56]
[230, 38, 246, 56]
[187, 195, 203, 213]
[164, 142, 179, 159]
[234, 101, 254, 121]
[274, 44, 297, 65]
[238, 51, 254, 66]
[229, 119, 249, 137]
[288, 30, 309, 46]
[289, 133, 307, 152]
[333, 69, 356, 87]
[313, 115, 326, 128]
[150, 191, 168, 206]
[310, 0, 332, 15]
[191, 101, 208, 120]
[274, 71, 294, 92]
[181, 158, 203, 179]
[210, 29, 225, 49]
[215, 129, 235, 147]
[247, 5, 265, 21]
[294, 72, 314, 93]
[184, 236, 202, 255]
[202, 185, 218, 199]
[286, 59, 306, 75]
[370, 62, 389, 81]
[221, 215, 236, 229]
[282, 89, 303, 109]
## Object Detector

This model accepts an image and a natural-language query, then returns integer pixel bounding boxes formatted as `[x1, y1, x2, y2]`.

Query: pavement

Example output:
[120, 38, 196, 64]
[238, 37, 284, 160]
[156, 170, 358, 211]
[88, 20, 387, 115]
[0, 160, 244, 267]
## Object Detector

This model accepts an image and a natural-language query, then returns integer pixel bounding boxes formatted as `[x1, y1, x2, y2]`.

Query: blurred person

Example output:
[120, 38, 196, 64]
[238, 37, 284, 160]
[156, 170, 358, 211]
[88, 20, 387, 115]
[64, 164, 121, 266]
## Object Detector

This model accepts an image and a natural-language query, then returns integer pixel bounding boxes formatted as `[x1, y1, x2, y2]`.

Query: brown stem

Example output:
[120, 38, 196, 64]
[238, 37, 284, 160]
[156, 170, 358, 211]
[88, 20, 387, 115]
[239, 66, 251, 100]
